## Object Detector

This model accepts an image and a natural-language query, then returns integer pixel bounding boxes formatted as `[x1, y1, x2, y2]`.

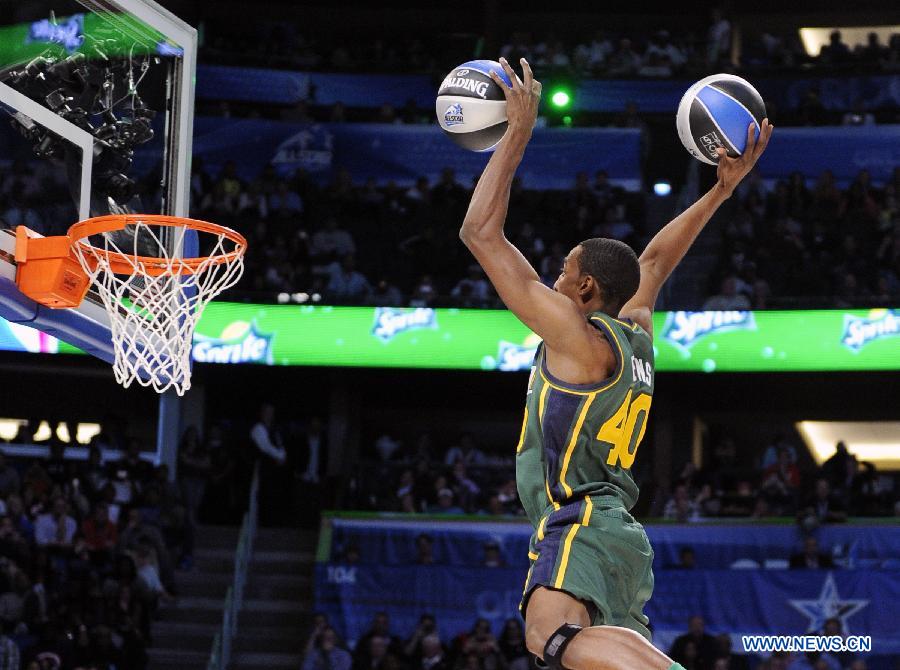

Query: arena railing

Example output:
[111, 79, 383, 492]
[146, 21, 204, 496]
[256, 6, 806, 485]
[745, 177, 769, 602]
[207, 463, 260, 670]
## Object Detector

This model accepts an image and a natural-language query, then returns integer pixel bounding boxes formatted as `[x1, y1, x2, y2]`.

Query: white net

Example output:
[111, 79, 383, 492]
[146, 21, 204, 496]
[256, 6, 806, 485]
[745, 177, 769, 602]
[71, 218, 245, 395]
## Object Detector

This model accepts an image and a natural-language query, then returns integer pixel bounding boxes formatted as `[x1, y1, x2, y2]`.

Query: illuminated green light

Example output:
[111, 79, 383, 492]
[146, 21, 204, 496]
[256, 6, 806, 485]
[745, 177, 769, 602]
[550, 90, 571, 108]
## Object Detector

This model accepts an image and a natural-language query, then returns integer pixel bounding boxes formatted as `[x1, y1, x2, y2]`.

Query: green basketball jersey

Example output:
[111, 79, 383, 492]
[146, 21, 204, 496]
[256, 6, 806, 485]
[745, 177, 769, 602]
[515, 311, 655, 526]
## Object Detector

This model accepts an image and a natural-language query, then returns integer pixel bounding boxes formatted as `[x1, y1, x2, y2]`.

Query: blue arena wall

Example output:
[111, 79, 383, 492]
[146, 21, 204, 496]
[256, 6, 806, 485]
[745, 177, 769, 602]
[196, 65, 900, 114]
[316, 516, 900, 664]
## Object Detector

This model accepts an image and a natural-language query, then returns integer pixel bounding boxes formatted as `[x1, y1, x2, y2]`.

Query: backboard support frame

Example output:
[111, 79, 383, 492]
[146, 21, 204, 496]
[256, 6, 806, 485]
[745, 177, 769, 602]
[0, 0, 199, 474]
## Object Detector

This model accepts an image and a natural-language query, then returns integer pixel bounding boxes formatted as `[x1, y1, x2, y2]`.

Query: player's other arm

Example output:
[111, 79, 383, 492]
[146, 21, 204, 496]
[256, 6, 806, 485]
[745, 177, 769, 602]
[460, 58, 596, 355]
[619, 120, 774, 335]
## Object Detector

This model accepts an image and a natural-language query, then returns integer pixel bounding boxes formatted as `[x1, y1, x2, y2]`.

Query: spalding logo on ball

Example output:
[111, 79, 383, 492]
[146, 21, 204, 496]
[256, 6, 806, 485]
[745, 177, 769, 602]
[676, 74, 766, 165]
[436, 60, 513, 152]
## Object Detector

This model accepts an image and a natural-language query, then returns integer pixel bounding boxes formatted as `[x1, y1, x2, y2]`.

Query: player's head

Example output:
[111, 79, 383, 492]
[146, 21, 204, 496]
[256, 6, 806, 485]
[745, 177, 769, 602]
[553, 238, 640, 313]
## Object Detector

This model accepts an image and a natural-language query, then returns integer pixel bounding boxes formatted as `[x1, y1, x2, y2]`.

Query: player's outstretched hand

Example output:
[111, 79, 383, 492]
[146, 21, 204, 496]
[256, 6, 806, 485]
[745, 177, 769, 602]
[715, 118, 773, 198]
[490, 57, 541, 136]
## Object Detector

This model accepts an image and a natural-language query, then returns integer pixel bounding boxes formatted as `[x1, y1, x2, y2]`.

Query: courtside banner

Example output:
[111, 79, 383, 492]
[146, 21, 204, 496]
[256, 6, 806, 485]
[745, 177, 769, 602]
[314, 564, 900, 656]
[2, 306, 898, 372]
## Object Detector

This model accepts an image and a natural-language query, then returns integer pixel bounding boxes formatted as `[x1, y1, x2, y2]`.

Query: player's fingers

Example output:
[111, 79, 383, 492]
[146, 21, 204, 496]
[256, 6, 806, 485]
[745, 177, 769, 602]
[520, 58, 534, 92]
[488, 69, 512, 94]
[744, 122, 757, 159]
[498, 57, 522, 90]
[754, 119, 773, 159]
[759, 122, 775, 155]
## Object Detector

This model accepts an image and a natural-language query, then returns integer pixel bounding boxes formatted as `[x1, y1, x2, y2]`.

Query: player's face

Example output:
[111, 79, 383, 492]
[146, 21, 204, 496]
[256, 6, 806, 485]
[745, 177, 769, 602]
[553, 247, 583, 302]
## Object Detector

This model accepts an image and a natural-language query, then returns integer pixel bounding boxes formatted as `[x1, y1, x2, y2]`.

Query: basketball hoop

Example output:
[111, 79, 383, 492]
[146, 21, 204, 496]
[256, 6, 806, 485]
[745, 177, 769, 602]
[15, 214, 247, 395]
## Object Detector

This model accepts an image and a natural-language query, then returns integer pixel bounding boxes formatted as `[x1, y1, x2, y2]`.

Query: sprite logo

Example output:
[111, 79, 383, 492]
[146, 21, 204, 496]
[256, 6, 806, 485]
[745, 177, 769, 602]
[371, 308, 437, 342]
[663, 310, 755, 349]
[496, 341, 538, 371]
[841, 309, 900, 351]
[192, 321, 274, 364]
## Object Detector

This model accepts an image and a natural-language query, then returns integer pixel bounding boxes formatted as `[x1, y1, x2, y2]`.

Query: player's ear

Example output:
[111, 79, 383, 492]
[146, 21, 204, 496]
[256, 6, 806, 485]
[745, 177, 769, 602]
[577, 274, 594, 302]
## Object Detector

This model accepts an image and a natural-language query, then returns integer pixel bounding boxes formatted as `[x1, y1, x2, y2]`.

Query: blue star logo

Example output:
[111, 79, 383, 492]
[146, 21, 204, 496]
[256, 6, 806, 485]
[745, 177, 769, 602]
[789, 573, 868, 633]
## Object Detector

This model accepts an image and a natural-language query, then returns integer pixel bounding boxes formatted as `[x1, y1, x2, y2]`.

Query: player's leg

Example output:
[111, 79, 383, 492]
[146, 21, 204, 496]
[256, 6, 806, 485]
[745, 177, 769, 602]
[524, 587, 676, 670]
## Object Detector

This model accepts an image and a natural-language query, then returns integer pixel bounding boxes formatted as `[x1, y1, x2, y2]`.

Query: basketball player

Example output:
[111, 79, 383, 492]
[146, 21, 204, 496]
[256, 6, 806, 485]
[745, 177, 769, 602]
[459, 57, 772, 670]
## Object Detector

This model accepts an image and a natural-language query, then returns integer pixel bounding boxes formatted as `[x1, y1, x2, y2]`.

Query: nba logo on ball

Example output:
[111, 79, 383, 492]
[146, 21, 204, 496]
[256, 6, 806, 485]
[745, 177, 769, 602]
[436, 60, 512, 152]
[676, 74, 766, 164]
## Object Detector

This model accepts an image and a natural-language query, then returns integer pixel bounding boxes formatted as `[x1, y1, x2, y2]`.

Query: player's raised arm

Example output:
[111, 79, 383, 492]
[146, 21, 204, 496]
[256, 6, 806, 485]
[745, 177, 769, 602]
[619, 119, 774, 335]
[460, 58, 596, 355]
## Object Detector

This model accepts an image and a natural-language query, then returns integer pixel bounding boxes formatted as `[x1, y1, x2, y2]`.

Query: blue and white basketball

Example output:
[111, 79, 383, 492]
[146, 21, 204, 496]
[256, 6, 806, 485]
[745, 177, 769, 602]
[676, 74, 766, 165]
[436, 60, 512, 152]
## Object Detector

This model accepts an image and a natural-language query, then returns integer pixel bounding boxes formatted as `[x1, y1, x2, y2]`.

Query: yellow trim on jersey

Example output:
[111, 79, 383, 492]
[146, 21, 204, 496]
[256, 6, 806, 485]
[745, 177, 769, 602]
[538, 379, 558, 508]
[558, 392, 598, 499]
[537, 515, 547, 541]
[537, 324, 624, 396]
[515, 408, 529, 454]
[554, 524, 581, 588]
[522, 562, 535, 601]
[537, 383, 550, 420]
[527, 550, 539, 561]
[544, 476, 561, 511]
[611, 316, 640, 331]
[581, 496, 593, 526]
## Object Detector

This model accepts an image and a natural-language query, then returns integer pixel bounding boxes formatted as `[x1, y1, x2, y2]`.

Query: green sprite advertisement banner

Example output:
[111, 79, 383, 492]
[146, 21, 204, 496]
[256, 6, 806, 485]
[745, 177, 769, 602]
[40, 305, 899, 373]
[0, 13, 178, 69]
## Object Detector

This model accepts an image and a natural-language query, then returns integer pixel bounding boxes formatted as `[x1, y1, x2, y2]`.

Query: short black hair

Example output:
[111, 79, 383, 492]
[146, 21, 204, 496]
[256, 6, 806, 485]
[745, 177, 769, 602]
[577, 238, 641, 311]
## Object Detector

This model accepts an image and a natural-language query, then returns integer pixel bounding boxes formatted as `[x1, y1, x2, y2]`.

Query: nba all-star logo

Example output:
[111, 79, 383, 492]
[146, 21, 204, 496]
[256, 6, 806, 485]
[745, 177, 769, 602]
[444, 103, 464, 127]
[789, 573, 868, 633]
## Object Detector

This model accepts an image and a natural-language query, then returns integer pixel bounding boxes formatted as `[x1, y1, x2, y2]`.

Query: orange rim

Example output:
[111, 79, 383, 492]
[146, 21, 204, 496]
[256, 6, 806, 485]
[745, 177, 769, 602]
[67, 214, 247, 276]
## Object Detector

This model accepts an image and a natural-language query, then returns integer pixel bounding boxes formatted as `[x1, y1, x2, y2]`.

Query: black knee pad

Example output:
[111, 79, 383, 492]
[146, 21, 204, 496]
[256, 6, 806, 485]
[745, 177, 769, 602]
[539, 623, 583, 670]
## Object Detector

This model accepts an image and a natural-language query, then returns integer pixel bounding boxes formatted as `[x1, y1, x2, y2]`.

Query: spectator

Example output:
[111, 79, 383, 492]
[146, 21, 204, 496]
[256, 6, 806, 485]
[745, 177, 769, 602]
[311, 218, 356, 260]
[418, 634, 448, 670]
[444, 435, 487, 467]
[703, 277, 751, 310]
[451, 266, 491, 307]
[707, 8, 732, 66]
[715, 633, 749, 670]
[177, 425, 210, 536]
[805, 479, 848, 523]
[791, 536, 836, 570]
[841, 100, 875, 127]
[355, 612, 402, 670]
[820, 441, 854, 492]
[819, 30, 851, 65]
[250, 403, 291, 526]
[0, 621, 19, 670]
[497, 619, 528, 670]
[790, 536, 835, 569]
[304, 626, 352, 670]
[677, 546, 696, 569]
[415, 534, 435, 565]
[34, 497, 76, 549]
[482, 541, 504, 568]
[670, 615, 719, 670]
[761, 446, 801, 509]
[81, 502, 118, 564]
[607, 39, 642, 76]
[663, 484, 701, 522]
[250, 403, 288, 466]
[326, 255, 373, 303]
[0, 453, 20, 498]
[300, 417, 327, 484]
[431, 488, 464, 515]
[404, 614, 438, 660]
